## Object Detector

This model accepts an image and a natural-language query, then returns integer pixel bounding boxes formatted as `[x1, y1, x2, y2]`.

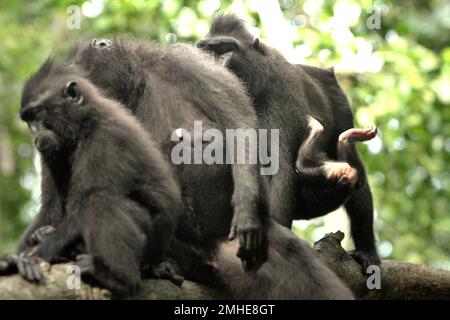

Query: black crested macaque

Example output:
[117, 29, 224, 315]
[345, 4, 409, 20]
[212, 221, 353, 299]
[16, 61, 182, 297]
[63, 37, 267, 271]
[51, 38, 353, 299]
[0, 38, 355, 299]
[197, 14, 380, 269]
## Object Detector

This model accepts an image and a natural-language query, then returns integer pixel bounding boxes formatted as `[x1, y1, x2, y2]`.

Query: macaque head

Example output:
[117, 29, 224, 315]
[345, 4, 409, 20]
[196, 15, 271, 97]
[20, 60, 94, 156]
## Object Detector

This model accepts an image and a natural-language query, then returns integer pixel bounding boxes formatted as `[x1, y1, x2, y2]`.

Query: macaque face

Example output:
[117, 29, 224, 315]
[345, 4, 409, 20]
[20, 78, 87, 155]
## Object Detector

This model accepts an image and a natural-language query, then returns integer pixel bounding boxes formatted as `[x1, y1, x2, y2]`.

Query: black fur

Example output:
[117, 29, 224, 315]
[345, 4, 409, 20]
[63, 38, 352, 298]
[213, 221, 353, 299]
[2, 38, 355, 299]
[65, 38, 267, 269]
[18, 62, 182, 297]
[197, 14, 380, 269]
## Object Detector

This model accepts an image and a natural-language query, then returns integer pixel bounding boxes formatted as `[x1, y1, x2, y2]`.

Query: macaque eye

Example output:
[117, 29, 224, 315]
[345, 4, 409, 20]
[196, 36, 240, 56]
[63, 81, 83, 104]
[253, 38, 265, 55]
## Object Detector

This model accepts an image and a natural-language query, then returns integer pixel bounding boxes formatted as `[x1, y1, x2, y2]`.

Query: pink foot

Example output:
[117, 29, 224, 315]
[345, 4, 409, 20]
[339, 126, 377, 144]
[322, 161, 358, 186]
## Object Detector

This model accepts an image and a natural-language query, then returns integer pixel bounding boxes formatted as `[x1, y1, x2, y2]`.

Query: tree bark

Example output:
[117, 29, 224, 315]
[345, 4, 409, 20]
[313, 231, 450, 299]
[0, 232, 449, 300]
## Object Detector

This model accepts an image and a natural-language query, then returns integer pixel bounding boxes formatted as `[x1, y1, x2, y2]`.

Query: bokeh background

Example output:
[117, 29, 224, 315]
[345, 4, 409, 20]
[0, 0, 449, 269]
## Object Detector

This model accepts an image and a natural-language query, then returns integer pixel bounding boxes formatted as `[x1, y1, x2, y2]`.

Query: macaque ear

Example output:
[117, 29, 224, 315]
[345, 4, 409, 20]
[253, 38, 265, 55]
[196, 36, 240, 56]
[63, 81, 83, 104]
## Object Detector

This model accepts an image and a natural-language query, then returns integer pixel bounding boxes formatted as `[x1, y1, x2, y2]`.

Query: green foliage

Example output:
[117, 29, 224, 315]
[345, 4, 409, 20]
[0, 0, 448, 269]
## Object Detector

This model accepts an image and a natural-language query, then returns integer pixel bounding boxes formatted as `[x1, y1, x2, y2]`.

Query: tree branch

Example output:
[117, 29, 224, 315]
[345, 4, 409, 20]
[0, 232, 449, 299]
[313, 231, 450, 299]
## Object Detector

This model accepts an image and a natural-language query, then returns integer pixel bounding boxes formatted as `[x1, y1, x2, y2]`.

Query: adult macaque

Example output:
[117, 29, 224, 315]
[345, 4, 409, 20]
[197, 15, 380, 269]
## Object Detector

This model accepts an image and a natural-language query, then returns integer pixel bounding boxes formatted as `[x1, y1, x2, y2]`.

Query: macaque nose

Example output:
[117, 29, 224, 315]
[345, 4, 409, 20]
[20, 106, 41, 122]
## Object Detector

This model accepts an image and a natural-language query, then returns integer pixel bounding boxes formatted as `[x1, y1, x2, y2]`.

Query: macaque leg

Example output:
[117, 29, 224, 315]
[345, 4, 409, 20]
[337, 126, 377, 188]
[295, 116, 328, 185]
[337, 127, 380, 268]
[297, 121, 377, 187]
[317, 126, 377, 187]
[338, 126, 377, 145]
[295, 119, 377, 218]
[296, 116, 355, 187]
[294, 116, 352, 218]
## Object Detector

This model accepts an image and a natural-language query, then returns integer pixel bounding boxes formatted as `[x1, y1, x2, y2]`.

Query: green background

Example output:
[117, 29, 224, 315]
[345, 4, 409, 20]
[0, 0, 449, 269]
